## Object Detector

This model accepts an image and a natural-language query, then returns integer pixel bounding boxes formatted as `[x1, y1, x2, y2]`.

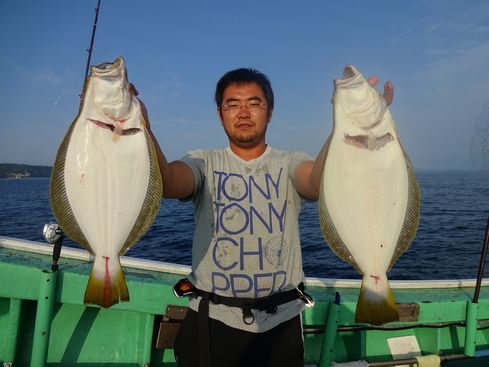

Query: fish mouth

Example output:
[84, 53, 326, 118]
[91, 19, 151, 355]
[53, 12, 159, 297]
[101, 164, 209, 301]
[334, 65, 364, 88]
[342, 65, 359, 79]
[88, 118, 141, 136]
[90, 57, 127, 86]
[92, 57, 124, 75]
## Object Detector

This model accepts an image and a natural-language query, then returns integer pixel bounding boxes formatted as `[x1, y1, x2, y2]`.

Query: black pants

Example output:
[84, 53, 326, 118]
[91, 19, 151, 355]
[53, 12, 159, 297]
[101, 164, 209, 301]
[174, 309, 304, 367]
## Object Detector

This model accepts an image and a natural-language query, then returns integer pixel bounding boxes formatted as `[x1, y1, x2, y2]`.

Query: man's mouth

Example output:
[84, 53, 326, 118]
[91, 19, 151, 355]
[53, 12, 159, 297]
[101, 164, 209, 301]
[236, 121, 254, 129]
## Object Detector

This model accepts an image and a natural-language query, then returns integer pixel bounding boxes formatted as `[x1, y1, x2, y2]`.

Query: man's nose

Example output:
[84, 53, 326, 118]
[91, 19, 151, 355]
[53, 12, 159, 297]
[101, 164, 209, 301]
[237, 105, 251, 116]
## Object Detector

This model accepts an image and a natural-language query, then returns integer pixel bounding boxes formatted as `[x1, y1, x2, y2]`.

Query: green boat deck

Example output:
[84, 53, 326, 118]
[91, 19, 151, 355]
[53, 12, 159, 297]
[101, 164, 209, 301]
[1, 236, 489, 366]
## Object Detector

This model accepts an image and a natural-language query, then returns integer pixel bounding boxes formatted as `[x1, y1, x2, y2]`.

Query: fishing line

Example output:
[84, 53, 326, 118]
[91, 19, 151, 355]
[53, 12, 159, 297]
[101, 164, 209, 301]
[470, 99, 489, 172]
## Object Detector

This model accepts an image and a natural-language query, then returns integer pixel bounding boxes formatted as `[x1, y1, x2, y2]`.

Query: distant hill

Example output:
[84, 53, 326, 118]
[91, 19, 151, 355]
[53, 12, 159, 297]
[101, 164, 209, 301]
[0, 164, 52, 178]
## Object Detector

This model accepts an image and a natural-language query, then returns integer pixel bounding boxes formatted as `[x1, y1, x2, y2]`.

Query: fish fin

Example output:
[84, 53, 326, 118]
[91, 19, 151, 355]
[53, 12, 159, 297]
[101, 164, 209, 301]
[119, 128, 163, 255]
[84, 257, 129, 308]
[140, 115, 147, 128]
[343, 133, 394, 151]
[50, 119, 93, 253]
[388, 145, 421, 271]
[318, 179, 362, 273]
[355, 275, 399, 325]
[370, 133, 394, 150]
[344, 134, 369, 149]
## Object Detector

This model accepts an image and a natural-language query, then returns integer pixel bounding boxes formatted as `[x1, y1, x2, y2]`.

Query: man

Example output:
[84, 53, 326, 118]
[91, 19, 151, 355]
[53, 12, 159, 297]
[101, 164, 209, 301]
[145, 68, 393, 366]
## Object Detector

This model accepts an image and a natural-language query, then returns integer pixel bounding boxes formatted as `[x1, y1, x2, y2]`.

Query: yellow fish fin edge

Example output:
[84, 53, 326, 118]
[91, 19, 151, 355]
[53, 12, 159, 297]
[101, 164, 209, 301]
[120, 128, 163, 255]
[50, 120, 93, 254]
[355, 279, 399, 325]
[84, 262, 129, 308]
[388, 147, 421, 271]
[318, 177, 362, 273]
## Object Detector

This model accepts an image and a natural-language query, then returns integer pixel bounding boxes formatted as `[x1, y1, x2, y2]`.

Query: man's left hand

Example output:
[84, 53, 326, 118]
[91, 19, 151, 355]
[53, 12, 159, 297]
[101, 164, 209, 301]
[367, 76, 394, 106]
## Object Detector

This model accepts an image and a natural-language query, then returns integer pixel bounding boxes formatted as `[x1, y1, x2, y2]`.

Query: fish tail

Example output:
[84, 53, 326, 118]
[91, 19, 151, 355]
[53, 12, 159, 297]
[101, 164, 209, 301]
[84, 256, 129, 308]
[355, 274, 399, 325]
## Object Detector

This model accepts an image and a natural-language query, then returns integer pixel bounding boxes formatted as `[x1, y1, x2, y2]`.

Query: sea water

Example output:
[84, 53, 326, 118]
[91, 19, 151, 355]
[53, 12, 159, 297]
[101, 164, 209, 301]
[0, 170, 488, 280]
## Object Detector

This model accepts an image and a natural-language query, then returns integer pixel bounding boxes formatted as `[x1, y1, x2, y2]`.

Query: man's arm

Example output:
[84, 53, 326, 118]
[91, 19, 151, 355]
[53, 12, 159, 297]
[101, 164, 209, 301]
[294, 79, 394, 201]
[139, 99, 195, 199]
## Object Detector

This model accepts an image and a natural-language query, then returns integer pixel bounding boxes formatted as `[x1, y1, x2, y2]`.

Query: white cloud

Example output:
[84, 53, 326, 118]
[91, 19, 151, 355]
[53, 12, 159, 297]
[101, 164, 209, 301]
[53, 96, 62, 107]
[427, 22, 442, 32]
[402, 41, 489, 169]
[0, 57, 63, 85]
[37, 70, 62, 85]
[0, 57, 28, 74]
[156, 117, 193, 125]
[388, 28, 412, 45]
[417, 42, 489, 87]
[151, 76, 184, 96]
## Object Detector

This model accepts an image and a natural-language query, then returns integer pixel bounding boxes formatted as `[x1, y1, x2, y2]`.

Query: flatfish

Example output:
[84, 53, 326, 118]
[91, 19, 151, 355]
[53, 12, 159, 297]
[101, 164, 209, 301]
[319, 65, 420, 325]
[50, 57, 162, 308]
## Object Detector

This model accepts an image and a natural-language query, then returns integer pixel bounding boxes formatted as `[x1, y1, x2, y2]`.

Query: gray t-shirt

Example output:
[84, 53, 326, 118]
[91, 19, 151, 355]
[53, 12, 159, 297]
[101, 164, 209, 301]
[179, 146, 312, 332]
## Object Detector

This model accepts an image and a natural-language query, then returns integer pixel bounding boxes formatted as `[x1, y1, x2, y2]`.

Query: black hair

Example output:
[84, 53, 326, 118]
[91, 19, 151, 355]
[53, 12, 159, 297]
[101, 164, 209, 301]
[215, 68, 274, 111]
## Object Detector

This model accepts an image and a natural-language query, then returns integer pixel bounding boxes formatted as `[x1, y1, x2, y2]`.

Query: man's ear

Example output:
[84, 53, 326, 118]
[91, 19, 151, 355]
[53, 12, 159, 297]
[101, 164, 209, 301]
[267, 109, 273, 123]
[217, 107, 224, 126]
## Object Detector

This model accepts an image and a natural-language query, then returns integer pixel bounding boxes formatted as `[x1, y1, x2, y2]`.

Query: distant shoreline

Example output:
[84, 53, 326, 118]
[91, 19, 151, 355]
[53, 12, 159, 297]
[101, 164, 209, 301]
[0, 177, 50, 180]
[0, 164, 52, 179]
[0, 163, 483, 179]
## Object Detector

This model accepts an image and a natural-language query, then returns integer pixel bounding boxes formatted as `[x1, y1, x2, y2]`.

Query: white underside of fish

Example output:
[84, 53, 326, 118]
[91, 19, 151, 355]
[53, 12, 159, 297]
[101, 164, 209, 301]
[323, 135, 408, 273]
[319, 65, 420, 325]
[64, 116, 150, 272]
[50, 57, 162, 308]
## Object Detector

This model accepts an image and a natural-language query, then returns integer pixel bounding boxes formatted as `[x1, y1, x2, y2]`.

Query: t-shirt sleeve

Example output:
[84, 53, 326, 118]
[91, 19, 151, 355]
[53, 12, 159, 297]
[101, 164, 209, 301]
[178, 149, 206, 201]
[288, 151, 313, 180]
[288, 151, 314, 199]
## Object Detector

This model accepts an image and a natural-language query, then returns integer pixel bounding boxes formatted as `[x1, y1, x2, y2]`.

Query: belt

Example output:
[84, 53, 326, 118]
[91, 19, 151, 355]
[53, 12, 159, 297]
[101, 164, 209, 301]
[173, 278, 314, 367]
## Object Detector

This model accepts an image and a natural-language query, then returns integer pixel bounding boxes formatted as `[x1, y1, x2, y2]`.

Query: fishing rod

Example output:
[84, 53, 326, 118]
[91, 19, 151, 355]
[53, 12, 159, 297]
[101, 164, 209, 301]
[473, 214, 489, 303]
[80, 0, 102, 100]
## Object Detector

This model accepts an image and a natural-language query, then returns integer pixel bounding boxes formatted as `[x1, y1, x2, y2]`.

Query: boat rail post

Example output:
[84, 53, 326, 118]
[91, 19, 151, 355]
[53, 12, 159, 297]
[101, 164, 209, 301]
[464, 301, 478, 357]
[319, 292, 341, 367]
[4, 298, 22, 365]
[139, 313, 154, 366]
[465, 215, 489, 356]
[30, 269, 57, 367]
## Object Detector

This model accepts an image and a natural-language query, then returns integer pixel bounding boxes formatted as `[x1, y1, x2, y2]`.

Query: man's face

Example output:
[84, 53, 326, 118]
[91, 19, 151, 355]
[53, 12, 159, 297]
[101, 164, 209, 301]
[218, 82, 272, 149]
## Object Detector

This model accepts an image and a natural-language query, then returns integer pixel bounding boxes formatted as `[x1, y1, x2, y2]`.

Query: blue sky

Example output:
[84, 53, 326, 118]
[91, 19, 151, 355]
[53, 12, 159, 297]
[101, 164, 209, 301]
[1, 0, 488, 170]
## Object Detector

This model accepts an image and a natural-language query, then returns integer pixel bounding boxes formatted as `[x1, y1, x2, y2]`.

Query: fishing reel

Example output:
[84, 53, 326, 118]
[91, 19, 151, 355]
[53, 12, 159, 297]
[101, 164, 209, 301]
[43, 222, 63, 244]
[43, 222, 65, 272]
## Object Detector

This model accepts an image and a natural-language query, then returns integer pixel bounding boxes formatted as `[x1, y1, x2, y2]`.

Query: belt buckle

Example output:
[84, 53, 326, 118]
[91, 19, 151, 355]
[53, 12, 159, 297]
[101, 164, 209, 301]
[173, 278, 196, 298]
[297, 288, 315, 307]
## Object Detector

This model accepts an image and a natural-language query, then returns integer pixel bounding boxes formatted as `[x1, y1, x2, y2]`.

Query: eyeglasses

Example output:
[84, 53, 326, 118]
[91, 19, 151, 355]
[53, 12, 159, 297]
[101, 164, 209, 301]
[220, 100, 268, 113]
